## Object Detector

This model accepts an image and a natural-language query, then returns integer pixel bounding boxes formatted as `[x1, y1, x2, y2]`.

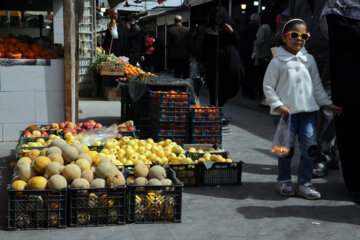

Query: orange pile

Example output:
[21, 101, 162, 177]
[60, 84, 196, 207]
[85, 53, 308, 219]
[0, 37, 58, 59]
[124, 64, 144, 76]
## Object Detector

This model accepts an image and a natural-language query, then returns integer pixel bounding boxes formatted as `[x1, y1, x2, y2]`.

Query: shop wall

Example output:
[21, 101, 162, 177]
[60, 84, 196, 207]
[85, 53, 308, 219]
[0, 59, 65, 141]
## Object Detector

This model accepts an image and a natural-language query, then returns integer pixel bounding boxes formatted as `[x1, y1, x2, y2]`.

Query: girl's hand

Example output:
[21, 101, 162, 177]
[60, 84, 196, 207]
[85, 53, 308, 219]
[224, 24, 233, 34]
[326, 104, 342, 116]
[276, 105, 291, 117]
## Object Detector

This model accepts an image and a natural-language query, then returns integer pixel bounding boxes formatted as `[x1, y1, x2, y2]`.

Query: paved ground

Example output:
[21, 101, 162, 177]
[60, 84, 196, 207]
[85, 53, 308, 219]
[0, 91, 359, 240]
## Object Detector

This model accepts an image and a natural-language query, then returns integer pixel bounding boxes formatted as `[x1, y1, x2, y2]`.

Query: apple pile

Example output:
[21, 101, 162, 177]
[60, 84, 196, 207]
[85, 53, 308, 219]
[22, 130, 50, 138]
[42, 120, 103, 135]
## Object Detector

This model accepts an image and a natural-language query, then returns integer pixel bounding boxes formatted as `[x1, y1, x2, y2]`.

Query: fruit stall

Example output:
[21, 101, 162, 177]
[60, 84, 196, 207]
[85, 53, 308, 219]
[7, 113, 242, 229]
[0, 0, 82, 141]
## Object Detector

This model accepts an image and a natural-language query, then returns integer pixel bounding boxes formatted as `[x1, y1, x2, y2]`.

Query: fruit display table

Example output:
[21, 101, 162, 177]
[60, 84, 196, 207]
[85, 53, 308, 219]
[0, 59, 65, 141]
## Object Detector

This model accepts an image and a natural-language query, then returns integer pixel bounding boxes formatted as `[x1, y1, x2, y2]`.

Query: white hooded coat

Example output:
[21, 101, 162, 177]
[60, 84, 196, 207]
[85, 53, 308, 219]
[263, 46, 332, 115]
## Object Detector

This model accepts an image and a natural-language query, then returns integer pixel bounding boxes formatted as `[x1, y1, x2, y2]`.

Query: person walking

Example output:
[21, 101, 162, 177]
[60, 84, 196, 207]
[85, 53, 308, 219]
[263, 19, 342, 199]
[167, 15, 193, 79]
[200, 7, 243, 107]
[102, 9, 129, 57]
[125, 16, 145, 67]
[321, 0, 360, 193]
[239, 13, 259, 99]
[254, 12, 273, 100]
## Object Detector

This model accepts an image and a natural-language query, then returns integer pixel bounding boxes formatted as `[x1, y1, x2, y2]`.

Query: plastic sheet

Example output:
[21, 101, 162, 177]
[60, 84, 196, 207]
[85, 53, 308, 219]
[116, 74, 199, 104]
[79, 124, 118, 146]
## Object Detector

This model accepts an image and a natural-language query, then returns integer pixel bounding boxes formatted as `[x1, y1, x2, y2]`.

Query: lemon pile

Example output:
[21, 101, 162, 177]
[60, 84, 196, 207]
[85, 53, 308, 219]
[94, 137, 194, 166]
[21, 135, 60, 148]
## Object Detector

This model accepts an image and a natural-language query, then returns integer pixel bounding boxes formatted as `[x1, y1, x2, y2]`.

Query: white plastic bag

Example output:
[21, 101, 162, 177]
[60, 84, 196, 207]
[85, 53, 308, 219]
[110, 21, 118, 39]
[271, 115, 291, 157]
[189, 59, 200, 79]
[79, 124, 118, 146]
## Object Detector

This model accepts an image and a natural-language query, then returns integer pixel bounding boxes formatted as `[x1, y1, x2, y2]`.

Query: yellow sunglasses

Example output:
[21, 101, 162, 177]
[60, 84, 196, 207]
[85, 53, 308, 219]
[284, 31, 311, 41]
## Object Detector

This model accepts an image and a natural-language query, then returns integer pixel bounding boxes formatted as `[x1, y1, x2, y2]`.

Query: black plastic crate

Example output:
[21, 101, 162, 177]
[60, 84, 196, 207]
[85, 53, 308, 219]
[191, 122, 222, 136]
[191, 136, 222, 146]
[157, 135, 189, 145]
[157, 123, 189, 136]
[190, 106, 223, 123]
[116, 130, 140, 139]
[126, 168, 183, 223]
[8, 188, 67, 230]
[152, 107, 190, 123]
[87, 146, 104, 152]
[68, 187, 126, 227]
[199, 161, 243, 186]
[185, 150, 228, 161]
[168, 164, 200, 186]
[18, 137, 50, 149]
[150, 91, 190, 108]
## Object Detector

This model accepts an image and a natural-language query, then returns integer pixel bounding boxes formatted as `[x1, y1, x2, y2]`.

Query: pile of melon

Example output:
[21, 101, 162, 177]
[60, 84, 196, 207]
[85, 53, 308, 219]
[127, 165, 173, 187]
[11, 138, 125, 191]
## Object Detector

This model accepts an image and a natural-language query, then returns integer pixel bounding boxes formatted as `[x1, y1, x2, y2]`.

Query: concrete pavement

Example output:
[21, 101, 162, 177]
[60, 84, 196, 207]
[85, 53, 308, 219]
[0, 93, 359, 240]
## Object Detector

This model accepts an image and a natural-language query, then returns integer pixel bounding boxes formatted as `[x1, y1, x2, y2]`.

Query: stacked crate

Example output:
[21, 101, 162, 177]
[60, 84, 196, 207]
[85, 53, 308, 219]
[190, 106, 223, 146]
[150, 91, 190, 144]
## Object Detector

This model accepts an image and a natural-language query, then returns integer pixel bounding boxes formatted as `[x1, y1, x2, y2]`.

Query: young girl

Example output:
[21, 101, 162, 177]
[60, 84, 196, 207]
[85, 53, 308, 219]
[263, 19, 342, 200]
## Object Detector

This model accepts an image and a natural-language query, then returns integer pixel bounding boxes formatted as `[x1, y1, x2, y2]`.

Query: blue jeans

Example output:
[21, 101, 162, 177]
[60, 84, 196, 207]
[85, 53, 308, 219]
[274, 112, 317, 184]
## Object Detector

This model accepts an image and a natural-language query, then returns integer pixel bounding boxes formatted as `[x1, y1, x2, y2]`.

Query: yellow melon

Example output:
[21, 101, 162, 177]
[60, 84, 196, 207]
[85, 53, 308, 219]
[27, 176, 48, 190]
[48, 153, 64, 165]
[18, 165, 37, 181]
[78, 153, 92, 165]
[16, 157, 32, 170]
[45, 161, 62, 177]
[133, 164, 149, 178]
[75, 159, 91, 172]
[33, 156, 51, 174]
[62, 164, 81, 183]
[81, 170, 94, 183]
[11, 180, 27, 190]
[48, 175, 67, 190]
[106, 171, 125, 188]
[27, 149, 41, 160]
[62, 146, 79, 163]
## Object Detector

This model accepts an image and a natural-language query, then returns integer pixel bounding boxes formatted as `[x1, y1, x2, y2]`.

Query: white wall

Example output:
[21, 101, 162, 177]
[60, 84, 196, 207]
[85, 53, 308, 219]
[0, 59, 65, 141]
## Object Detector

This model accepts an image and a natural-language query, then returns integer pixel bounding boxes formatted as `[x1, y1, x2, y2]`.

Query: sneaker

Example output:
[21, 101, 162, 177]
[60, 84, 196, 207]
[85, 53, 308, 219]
[276, 181, 295, 196]
[296, 183, 321, 200]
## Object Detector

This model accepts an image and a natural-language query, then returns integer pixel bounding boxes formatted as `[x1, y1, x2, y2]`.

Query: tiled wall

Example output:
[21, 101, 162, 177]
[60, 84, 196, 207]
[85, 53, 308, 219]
[0, 59, 65, 141]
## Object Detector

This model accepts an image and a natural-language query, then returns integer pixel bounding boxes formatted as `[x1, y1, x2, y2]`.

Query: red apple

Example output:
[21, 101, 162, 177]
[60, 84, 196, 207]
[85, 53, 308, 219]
[83, 122, 91, 129]
[72, 132, 77, 136]
[78, 123, 83, 128]
[115, 133, 123, 139]
[51, 123, 59, 130]
[80, 129, 86, 132]
[127, 126, 135, 131]
[63, 127, 72, 133]
[41, 131, 48, 137]
[65, 122, 75, 129]
[23, 131, 32, 137]
[87, 126, 94, 130]
[95, 123, 103, 129]
[64, 121, 69, 125]
[59, 122, 65, 129]
[88, 120, 96, 127]
[45, 126, 51, 130]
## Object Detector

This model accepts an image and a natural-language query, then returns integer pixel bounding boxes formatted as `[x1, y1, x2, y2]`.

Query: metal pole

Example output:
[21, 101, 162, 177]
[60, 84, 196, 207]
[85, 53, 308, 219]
[215, 0, 221, 107]
[165, 17, 168, 70]
[229, 0, 232, 17]
[258, 0, 262, 14]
